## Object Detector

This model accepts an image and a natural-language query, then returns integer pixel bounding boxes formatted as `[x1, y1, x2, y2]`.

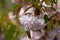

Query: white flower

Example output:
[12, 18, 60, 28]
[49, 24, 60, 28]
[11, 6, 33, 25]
[19, 5, 46, 31]
[19, 14, 45, 31]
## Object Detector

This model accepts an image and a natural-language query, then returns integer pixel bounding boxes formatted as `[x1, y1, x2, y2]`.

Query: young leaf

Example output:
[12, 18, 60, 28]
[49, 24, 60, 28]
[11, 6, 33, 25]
[52, 0, 58, 4]
[44, 0, 51, 5]
[58, 21, 60, 26]
[47, 21, 53, 30]
[56, 21, 60, 27]
[44, 14, 49, 23]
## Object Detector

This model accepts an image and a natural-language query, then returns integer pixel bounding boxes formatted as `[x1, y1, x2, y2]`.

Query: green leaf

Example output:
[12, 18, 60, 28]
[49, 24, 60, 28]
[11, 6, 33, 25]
[44, 0, 51, 5]
[26, 0, 34, 2]
[54, 15, 58, 21]
[44, 14, 49, 23]
[47, 21, 53, 30]
[26, 0, 40, 3]
[4, 24, 16, 40]
[56, 21, 60, 27]
[52, 0, 58, 4]
[0, 0, 5, 8]
[50, 7, 56, 11]
[58, 21, 60, 26]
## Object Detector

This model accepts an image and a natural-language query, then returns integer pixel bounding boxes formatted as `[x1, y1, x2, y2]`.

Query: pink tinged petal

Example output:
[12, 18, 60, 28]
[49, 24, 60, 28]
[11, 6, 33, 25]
[19, 7, 25, 16]
[19, 5, 32, 16]
[25, 8, 34, 14]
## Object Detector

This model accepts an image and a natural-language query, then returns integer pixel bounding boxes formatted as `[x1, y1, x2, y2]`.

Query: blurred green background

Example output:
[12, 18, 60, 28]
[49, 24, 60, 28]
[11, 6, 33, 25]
[0, 0, 26, 40]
